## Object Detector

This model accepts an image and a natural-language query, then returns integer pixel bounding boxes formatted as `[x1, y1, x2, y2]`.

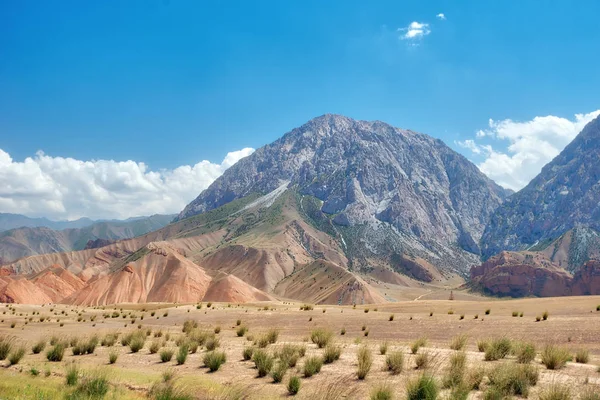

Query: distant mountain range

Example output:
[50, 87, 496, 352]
[1, 113, 600, 304]
[0, 214, 174, 264]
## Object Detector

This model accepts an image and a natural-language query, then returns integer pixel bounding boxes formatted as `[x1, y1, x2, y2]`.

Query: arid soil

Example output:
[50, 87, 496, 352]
[1, 295, 600, 399]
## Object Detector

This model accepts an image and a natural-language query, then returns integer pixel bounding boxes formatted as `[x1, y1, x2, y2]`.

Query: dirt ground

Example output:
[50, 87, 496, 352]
[1, 295, 600, 399]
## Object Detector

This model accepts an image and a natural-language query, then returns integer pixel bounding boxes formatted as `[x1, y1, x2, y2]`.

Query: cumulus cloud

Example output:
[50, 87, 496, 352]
[399, 21, 431, 40]
[0, 147, 254, 220]
[458, 110, 600, 191]
[436, 13, 446, 20]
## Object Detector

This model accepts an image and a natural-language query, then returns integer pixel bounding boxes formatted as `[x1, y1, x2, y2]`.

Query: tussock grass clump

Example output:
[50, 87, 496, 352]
[512, 311, 519, 317]
[370, 384, 393, 400]
[542, 310, 549, 320]
[484, 337, 512, 361]
[538, 383, 571, 400]
[300, 304, 314, 311]
[477, 339, 489, 353]
[8, 345, 26, 365]
[449, 334, 468, 351]
[253, 349, 274, 377]
[108, 350, 118, 364]
[415, 352, 430, 370]
[466, 366, 485, 390]
[575, 348, 590, 364]
[0, 334, 14, 360]
[310, 328, 333, 348]
[340, 328, 346, 335]
[406, 373, 439, 400]
[541, 344, 571, 370]
[487, 363, 538, 397]
[129, 335, 146, 353]
[379, 341, 389, 355]
[485, 309, 491, 315]
[514, 342, 536, 364]
[214, 326, 221, 334]
[242, 346, 255, 361]
[389, 314, 394, 321]
[287, 375, 301, 395]
[323, 343, 342, 364]
[66, 363, 79, 386]
[149, 378, 193, 400]
[176, 343, 188, 365]
[411, 337, 428, 354]
[160, 349, 174, 363]
[205, 337, 220, 351]
[357, 345, 373, 380]
[442, 351, 466, 389]
[101, 332, 118, 347]
[46, 343, 65, 362]
[303, 356, 323, 378]
[32, 339, 46, 354]
[270, 361, 288, 383]
[385, 351, 404, 375]
[236, 325, 248, 337]
[203, 351, 226, 372]
[73, 369, 110, 398]
[149, 340, 162, 354]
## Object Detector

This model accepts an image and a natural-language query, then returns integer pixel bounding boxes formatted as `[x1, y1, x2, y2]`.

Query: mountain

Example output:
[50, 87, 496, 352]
[481, 114, 600, 259]
[0, 213, 95, 232]
[0, 214, 174, 264]
[178, 114, 510, 276]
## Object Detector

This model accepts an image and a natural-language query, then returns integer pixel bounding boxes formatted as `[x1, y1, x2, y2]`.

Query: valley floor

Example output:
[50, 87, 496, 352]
[1, 295, 600, 399]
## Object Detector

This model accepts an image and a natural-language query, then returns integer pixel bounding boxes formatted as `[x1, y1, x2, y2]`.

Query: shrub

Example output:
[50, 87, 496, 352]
[236, 319, 241, 326]
[442, 351, 466, 389]
[357, 346, 373, 380]
[32, 339, 46, 354]
[101, 333, 118, 347]
[541, 344, 571, 369]
[370, 385, 393, 400]
[415, 352, 430, 370]
[323, 343, 342, 364]
[406, 373, 439, 400]
[385, 351, 404, 375]
[364, 308, 370, 313]
[449, 334, 468, 351]
[476, 340, 488, 352]
[242, 346, 255, 361]
[236, 325, 248, 337]
[129, 335, 146, 353]
[538, 383, 571, 400]
[485, 309, 491, 315]
[214, 326, 221, 334]
[253, 349, 274, 377]
[379, 341, 389, 355]
[303, 356, 323, 378]
[310, 328, 333, 348]
[182, 319, 198, 333]
[364, 330, 370, 337]
[266, 328, 279, 344]
[270, 361, 288, 383]
[459, 314, 465, 320]
[389, 314, 394, 321]
[160, 349, 174, 363]
[0, 335, 14, 360]
[411, 337, 428, 354]
[46, 343, 65, 362]
[8, 345, 26, 365]
[515, 342, 536, 364]
[287, 375, 301, 395]
[66, 363, 79, 386]
[542, 311, 549, 320]
[108, 350, 118, 364]
[536, 315, 542, 322]
[340, 328, 346, 335]
[176, 343, 188, 365]
[484, 337, 512, 361]
[512, 311, 519, 317]
[203, 351, 226, 372]
[575, 348, 590, 363]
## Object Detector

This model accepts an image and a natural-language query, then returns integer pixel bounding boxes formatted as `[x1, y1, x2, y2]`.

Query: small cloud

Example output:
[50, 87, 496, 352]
[436, 13, 446, 20]
[399, 21, 431, 40]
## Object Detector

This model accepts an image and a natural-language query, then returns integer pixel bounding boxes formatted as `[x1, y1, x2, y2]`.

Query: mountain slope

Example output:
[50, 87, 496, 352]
[0, 214, 174, 264]
[0, 213, 94, 232]
[481, 115, 600, 259]
[178, 114, 509, 275]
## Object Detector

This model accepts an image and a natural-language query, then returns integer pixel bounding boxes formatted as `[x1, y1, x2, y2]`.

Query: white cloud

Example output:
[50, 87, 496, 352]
[460, 110, 600, 191]
[0, 148, 254, 220]
[399, 21, 431, 40]
[436, 13, 446, 20]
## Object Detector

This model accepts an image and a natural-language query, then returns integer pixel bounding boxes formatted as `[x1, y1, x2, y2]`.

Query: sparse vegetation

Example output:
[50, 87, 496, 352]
[32, 339, 46, 354]
[370, 385, 393, 400]
[449, 334, 468, 351]
[66, 363, 79, 386]
[242, 346, 255, 361]
[415, 352, 430, 370]
[160, 349, 174, 363]
[0, 335, 14, 360]
[514, 342, 536, 364]
[323, 342, 342, 363]
[379, 341, 388, 355]
[108, 350, 118, 364]
[406, 373, 439, 400]
[484, 337, 512, 361]
[538, 383, 571, 400]
[303, 355, 323, 378]
[203, 351, 226, 372]
[253, 349, 274, 377]
[541, 344, 571, 370]
[8, 345, 26, 365]
[487, 363, 539, 397]
[385, 351, 404, 375]
[46, 343, 65, 362]
[442, 351, 466, 389]
[236, 325, 248, 337]
[411, 337, 428, 354]
[575, 348, 590, 363]
[311, 328, 333, 348]
[287, 375, 301, 395]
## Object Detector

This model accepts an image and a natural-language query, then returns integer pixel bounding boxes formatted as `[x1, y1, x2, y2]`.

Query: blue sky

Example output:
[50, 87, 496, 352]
[1, 0, 600, 219]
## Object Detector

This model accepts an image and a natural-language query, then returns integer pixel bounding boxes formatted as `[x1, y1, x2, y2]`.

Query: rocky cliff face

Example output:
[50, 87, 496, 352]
[481, 115, 600, 259]
[178, 114, 509, 274]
